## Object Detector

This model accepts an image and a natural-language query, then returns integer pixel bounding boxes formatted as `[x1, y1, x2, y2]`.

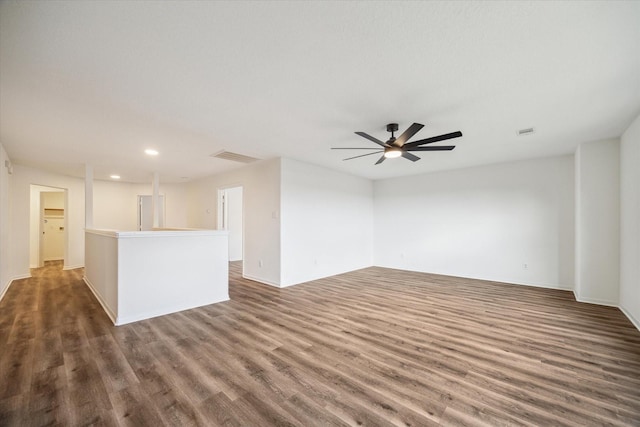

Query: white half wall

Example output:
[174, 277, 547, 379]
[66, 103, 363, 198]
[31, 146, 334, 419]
[620, 114, 640, 329]
[280, 158, 373, 287]
[575, 139, 620, 306]
[187, 158, 281, 286]
[374, 156, 575, 289]
[84, 228, 228, 325]
[0, 143, 12, 299]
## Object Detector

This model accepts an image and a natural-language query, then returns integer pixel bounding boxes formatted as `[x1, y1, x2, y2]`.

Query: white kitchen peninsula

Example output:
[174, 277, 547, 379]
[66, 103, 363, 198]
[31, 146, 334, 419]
[84, 228, 229, 325]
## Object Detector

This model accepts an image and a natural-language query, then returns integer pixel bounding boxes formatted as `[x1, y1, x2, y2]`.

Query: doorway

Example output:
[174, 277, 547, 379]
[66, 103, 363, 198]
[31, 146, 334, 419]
[29, 185, 67, 268]
[217, 186, 243, 261]
[137, 195, 165, 231]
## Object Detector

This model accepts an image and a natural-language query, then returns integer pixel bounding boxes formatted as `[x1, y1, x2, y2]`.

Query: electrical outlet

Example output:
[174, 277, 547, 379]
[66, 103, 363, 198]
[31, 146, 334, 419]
[523, 263, 528, 269]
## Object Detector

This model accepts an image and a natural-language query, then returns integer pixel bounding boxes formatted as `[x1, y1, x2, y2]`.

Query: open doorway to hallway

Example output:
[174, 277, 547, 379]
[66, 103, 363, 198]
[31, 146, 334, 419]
[137, 194, 165, 230]
[29, 185, 67, 269]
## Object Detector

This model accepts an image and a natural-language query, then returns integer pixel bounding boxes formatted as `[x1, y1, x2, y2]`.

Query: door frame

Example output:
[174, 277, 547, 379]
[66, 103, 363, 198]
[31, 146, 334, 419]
[30, 185, 67, 269]
[137, 194, 165, 231]
[216, 185, 244, 263]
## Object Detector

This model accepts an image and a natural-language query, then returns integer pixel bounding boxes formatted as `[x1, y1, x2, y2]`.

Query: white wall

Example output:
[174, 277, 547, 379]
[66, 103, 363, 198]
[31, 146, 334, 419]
[93, 180, 140, 231]
[0, 143, 12, 299]
[12, 165, 86, 277]
[162, 183, 189, 228]
[575, 140, 620, 306]
[620, 114, 640, 328]
[93, 180, 189, 231]
[374, 156, 575, 289]
[187, 158, 281, 286]
[280, 158, 373, 287]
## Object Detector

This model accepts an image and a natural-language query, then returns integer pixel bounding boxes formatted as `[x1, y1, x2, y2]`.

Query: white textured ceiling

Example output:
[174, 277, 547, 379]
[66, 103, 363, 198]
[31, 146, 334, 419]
[1, 1, 639, 183]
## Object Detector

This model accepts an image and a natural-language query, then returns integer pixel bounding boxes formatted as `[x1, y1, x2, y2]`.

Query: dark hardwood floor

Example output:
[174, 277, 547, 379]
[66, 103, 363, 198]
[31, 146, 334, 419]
[1, 261, 639, 426]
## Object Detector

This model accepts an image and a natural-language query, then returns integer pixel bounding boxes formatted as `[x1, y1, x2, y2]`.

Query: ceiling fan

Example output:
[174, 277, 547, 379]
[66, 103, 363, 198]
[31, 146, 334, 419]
[333, 123, 462, 164]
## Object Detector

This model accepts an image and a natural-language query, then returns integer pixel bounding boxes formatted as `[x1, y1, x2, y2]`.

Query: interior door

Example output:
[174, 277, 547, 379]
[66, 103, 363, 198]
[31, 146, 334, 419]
[40, 191, 65, 264]
[43, 217, 65, 261]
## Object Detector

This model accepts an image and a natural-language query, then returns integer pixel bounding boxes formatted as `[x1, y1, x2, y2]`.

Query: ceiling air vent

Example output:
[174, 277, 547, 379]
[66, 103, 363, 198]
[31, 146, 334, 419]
[211, 150, 260, 164]
[517, 127, 535, 136]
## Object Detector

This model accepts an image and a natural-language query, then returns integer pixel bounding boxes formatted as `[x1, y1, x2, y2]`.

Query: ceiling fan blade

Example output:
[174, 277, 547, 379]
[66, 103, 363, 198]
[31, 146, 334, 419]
[401, 151, 421, 162]
[404, 131, 463, 148]
[406, 145, 456, 151]
[343, 151, 383, 161]
[395, 123, 424, 147]
[355, 131, 389, 148]
[375, 155, 386, 165]
[331, 147, 381, 150]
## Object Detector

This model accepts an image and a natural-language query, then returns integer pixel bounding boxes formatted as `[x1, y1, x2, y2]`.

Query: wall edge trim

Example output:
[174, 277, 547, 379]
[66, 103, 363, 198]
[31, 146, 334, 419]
[373, 264, 573, 291]
[82, 276, 117, 325]
[114, 296, 230, 326]
[572, 291, 618, 307]
[243, 274, 281, 288]
[619, 305, 640, 332]
[0, 278, 18, 303]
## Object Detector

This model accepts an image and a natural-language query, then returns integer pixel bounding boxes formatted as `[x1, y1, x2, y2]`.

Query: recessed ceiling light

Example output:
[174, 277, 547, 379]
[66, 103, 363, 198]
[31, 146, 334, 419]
[110, 174, 121, 179]
[144, 148, 159, 156]
[517, 127, 535, 136]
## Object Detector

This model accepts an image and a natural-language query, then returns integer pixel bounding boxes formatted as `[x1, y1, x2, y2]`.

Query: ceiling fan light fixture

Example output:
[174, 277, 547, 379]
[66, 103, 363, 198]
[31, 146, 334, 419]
[384, 148, 402, 159]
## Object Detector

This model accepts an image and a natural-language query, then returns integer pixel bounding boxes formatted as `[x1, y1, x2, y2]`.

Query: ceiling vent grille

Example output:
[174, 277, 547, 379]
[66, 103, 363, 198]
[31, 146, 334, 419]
[517, 127, 535, 136]
[211, 150, 260, 164]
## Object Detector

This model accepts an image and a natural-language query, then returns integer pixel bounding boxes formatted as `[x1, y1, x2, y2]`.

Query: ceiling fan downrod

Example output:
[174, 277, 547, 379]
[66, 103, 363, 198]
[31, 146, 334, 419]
[386, 123, 399, 144]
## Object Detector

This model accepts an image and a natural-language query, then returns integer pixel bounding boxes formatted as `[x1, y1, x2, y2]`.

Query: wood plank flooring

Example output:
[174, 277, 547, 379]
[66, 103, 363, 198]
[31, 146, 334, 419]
[1, 261, 639, 426]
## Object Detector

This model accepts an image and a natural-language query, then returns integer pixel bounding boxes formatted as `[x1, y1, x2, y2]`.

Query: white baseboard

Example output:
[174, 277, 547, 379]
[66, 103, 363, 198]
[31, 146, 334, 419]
[572, 290, 618, 307]
[82, 276, 117, 325]
[84, 276, 230, 326]
[508, 280, 573, 291]
[63, 264, 84, 271]
[0, 274, 32, 303]
[374, 264, 573, 291]
[0, 280, 12, 303]
[619, 305, 640, 332]
[243, 274, 281, 288]
[114, 296, 230, 326]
